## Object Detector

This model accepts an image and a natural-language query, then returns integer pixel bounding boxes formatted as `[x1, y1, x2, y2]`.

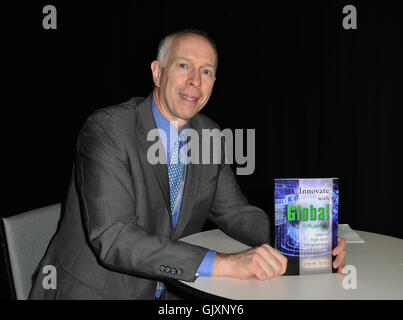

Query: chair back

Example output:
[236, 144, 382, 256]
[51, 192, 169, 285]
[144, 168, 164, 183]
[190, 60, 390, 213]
[0, 203, 61, 299]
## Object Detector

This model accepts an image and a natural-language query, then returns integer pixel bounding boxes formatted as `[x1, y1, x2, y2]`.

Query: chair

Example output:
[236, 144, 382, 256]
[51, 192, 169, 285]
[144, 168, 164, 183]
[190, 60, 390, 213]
[0, 203, 61, 300]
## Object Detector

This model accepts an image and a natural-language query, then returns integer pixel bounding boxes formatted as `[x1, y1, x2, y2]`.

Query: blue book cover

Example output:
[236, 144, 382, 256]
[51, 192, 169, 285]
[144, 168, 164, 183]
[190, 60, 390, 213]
[274, 178, 339, 275]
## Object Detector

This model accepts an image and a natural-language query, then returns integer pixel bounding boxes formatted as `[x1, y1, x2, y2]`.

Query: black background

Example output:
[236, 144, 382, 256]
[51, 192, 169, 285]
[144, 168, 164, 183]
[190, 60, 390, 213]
[1, 0, 402, 300]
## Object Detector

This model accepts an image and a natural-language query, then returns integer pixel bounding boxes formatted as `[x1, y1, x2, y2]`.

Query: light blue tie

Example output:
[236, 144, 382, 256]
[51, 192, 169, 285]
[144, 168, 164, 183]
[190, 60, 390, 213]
[168, 136, 185, 214]
[155, 136, 184, 299]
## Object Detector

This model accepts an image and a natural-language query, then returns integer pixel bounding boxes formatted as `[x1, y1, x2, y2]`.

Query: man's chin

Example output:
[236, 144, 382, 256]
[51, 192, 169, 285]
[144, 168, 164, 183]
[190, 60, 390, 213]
[176, 108, 200, 121]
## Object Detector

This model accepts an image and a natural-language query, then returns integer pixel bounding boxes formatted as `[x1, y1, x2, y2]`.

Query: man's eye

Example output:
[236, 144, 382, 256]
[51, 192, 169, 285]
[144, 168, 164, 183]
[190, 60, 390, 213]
[179, 63, 188, 69]
[203, 69, 211, 75]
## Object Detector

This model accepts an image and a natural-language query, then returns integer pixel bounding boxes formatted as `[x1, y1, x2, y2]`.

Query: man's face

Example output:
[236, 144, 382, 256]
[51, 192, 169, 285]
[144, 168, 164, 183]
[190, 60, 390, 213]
[151, 34, 217, 129]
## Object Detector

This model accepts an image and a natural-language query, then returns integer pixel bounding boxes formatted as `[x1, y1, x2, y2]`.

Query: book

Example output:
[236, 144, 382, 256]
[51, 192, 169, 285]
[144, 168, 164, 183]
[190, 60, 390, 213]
[274, 178, 339, 275]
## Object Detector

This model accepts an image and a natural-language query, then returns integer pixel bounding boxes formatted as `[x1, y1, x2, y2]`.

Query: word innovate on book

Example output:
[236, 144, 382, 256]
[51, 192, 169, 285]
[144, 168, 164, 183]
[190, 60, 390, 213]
[287, 204, 330, 222]
[299, 187, 330, 194]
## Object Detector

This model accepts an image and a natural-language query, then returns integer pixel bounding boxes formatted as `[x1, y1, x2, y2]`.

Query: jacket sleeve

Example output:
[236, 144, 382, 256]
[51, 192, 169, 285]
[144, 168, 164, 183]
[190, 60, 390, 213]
[75, 110, 208, 282]
[205, 123, 272, 247]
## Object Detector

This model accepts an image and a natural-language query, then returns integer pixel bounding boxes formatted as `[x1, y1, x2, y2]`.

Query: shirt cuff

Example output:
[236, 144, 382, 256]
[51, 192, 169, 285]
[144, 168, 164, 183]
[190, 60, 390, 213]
[196, 250, 216, 277]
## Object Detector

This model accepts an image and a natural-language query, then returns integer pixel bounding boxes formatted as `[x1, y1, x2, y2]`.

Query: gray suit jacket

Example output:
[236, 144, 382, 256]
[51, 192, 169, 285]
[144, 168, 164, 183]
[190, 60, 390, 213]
[28, 94, 271, 300]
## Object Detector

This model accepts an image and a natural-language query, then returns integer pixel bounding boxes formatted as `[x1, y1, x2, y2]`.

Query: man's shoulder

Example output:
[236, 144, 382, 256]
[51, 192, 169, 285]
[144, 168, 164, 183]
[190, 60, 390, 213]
[87, 96, 146, 125]
[77, 96, 151, 142]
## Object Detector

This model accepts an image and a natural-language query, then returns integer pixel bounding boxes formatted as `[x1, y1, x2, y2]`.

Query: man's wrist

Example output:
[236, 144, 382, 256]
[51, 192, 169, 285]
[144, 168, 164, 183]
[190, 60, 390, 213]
[212, 252, 231, 277]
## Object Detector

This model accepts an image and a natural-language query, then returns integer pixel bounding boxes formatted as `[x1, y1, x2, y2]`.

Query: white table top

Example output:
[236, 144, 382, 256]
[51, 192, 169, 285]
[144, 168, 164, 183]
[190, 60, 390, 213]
[179, 229, 403, 300]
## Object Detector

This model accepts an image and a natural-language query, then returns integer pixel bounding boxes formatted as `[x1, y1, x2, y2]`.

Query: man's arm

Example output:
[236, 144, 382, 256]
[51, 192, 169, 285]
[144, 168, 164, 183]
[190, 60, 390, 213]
[213, 245, 287, 280]
[203, 160, 288, 279]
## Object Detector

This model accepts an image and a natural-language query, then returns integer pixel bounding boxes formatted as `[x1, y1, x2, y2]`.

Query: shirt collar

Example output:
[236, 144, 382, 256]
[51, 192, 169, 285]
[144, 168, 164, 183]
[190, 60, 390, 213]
[151, 96, 189, 154]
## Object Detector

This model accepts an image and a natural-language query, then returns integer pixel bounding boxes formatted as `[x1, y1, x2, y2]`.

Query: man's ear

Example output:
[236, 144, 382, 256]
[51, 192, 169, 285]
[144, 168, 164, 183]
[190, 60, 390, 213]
[151, 60, 162, 87]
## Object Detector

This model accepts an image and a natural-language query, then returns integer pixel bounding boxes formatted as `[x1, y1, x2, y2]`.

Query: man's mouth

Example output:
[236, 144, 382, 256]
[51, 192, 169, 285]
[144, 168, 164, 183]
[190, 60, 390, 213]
[179, 93, 199, 102]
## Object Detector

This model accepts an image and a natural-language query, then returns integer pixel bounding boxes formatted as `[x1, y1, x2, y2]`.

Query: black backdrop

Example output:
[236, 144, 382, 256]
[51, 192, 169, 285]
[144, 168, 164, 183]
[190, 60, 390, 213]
[1, 0, 402, 299]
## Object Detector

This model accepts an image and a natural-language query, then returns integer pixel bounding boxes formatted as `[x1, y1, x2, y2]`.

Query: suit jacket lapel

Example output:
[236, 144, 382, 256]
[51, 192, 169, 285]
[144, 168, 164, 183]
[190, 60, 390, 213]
[136, 94, 171, 225]
[173, 119, 203, 239]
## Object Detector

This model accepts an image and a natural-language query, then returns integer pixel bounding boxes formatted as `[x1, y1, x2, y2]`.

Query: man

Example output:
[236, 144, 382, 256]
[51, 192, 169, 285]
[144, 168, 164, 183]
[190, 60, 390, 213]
[29, 29, 346, 300]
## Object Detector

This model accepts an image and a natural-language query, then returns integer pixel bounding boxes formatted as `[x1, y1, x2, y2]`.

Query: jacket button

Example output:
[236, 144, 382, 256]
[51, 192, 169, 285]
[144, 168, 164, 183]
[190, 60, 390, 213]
[171, 268, 177, 275]
[165, 266, 171, 273]
[159, 265, 165, 272]
[177, 268, 183, 276]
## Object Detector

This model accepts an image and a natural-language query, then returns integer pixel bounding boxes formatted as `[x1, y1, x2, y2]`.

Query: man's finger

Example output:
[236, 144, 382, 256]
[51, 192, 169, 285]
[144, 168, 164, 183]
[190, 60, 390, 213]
[333, 250, 347, 269]
[333, 237, 346, 256]
[250, 253, 274, 280]
[262, 244, 288, 274]
[337, 263, 345, 275]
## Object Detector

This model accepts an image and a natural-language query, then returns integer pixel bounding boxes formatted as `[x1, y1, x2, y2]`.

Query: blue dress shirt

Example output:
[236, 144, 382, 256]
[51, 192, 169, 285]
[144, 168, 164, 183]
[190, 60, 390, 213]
[151, 98, 216, 276]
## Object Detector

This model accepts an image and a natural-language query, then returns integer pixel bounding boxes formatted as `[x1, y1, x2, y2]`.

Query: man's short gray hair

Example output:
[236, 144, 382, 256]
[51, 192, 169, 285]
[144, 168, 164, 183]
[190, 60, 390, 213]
[156, 29, 218, 68]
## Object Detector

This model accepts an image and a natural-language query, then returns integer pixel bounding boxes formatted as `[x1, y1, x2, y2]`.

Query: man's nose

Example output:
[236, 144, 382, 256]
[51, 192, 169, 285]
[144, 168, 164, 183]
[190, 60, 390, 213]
[187, 70, 201, 88]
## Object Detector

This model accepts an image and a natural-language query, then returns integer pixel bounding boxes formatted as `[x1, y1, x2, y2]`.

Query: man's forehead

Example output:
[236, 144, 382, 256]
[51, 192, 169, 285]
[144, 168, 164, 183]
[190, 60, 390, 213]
[170, 34, 217, 65]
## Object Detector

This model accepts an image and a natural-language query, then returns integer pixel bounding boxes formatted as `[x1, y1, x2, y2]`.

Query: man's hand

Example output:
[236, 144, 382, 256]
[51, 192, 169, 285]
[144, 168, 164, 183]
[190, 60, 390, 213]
[332, 236, 347, 274]
[212, 244, 287, 280]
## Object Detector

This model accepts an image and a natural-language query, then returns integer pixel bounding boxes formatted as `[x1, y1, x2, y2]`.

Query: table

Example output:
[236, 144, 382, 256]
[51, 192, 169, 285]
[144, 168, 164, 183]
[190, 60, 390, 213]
[177, 229, 403, 300]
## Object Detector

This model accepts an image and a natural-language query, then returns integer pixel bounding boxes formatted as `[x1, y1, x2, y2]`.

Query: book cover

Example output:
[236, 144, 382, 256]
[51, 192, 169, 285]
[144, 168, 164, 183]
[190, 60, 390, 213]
[274, 178, 339, 275]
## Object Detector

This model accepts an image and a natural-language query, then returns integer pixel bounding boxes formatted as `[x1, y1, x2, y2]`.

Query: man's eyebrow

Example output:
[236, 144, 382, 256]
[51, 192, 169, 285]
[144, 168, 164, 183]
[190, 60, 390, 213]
[176, 56, 192, 61]
[204, 63, 217, 69]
